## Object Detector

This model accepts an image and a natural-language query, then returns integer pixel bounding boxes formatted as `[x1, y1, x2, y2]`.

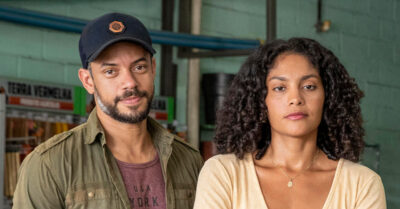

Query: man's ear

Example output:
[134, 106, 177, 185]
[78, 68, 95, 94]
[151, 57, 156, 77]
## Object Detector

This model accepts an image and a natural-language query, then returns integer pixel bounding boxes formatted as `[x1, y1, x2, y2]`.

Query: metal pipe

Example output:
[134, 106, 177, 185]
[187, 0, 202, 149]
[0, 6, 260, 50]
[150, 35, 259, 49]
[150, 30, 259, 45]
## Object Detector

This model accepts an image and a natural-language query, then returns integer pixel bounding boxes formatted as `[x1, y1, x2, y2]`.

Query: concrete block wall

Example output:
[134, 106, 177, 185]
[199, 0, 400, 207]
[0, 0, 399, 207]
[0, 0, 192, 124]
[0, 0, 162, 91]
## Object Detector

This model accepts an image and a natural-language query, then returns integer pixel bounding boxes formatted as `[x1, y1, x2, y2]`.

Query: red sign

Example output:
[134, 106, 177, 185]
[8, 96, 74, 111]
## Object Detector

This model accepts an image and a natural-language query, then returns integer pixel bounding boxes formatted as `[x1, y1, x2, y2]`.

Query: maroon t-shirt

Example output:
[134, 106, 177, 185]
[116, 154, 166, 209]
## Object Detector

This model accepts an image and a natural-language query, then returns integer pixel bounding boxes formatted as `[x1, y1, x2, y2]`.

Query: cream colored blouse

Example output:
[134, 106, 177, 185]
[194, 153, 386, 209]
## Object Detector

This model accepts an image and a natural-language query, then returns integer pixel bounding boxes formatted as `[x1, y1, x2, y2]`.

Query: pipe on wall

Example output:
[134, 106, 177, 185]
[0, 6, 260, 50]
[187, 0, 202, 149]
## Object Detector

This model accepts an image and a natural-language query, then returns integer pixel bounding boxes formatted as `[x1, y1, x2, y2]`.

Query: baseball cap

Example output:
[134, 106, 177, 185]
[79, 13, 156, 69]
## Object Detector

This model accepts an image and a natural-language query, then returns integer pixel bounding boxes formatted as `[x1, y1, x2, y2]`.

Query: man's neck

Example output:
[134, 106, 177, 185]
[96, 107, 157, 164]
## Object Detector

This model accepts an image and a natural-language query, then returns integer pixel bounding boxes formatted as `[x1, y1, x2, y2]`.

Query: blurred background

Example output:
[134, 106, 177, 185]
[0, 0, 399, 208]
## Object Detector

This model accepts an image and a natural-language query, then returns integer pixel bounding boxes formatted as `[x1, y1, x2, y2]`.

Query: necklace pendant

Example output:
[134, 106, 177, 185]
[288, 180, 293, 188]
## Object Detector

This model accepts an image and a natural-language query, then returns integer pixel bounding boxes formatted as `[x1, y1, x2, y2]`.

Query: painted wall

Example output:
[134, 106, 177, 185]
[0, 0, 399, 207]
[199, 0, 400, 207]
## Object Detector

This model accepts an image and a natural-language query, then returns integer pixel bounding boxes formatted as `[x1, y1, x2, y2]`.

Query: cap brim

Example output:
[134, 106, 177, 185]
[88, 37, 156, 63]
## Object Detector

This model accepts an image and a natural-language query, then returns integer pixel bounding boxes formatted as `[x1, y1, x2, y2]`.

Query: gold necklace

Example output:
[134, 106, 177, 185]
[272, 149, 320, 188]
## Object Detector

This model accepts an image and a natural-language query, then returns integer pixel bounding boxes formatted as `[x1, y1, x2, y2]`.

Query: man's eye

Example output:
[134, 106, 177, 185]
[304, 85, 316, 90]
[105, 69, 115, 75]
[272, 86, 286, 92]
[135, 65, 146, 71]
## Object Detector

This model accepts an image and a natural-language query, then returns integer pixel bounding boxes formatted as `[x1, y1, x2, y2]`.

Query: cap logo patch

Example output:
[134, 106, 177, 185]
[109, 21, 125, 33]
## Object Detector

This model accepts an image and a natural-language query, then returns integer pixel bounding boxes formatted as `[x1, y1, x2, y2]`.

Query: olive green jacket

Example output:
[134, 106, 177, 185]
[13, 110, 203, 209]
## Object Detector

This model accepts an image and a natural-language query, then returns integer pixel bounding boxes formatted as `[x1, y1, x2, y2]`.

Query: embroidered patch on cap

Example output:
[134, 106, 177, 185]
[109, 21, 125, 33]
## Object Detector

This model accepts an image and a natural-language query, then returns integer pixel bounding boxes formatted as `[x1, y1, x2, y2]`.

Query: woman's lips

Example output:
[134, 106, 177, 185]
[285, 112, 308, 120]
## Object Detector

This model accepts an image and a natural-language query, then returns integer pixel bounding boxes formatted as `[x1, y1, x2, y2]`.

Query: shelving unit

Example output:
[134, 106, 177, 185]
[1, 93, 6, 208]
[1, 108, 86, 208]
[0, 78, 89, 208]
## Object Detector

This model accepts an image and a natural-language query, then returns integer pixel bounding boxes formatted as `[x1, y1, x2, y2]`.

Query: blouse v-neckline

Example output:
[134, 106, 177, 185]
[248, 154, 343, 209]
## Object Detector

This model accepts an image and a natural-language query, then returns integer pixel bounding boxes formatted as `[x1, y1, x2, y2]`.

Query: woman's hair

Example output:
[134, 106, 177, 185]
[214, 37, 364, 162]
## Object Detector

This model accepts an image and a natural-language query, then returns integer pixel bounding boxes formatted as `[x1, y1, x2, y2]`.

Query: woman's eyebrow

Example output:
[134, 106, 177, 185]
[268, 76, 287, 81]
[301, 74, 319, 81]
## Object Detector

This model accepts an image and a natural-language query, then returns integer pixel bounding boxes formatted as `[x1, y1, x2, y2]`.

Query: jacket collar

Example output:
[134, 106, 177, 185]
[84, 108, 174, 147]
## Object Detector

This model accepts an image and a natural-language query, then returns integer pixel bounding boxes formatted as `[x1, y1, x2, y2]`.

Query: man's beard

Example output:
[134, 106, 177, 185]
[94, 85, 153, 124]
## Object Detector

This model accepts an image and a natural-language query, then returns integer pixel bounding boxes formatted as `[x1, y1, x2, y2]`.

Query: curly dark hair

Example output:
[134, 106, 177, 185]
[214, 37, 364, 162]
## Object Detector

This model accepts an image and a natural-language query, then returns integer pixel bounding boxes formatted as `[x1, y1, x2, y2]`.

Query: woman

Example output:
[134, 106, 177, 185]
[194, 38, 386, 209]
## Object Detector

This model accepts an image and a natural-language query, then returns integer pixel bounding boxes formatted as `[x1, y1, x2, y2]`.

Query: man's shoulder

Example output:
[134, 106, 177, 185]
[171, 135, 199, 153]
[170, 135, 203, 167]
[34, 123, 87, 155]
[148, 117, 200, 155]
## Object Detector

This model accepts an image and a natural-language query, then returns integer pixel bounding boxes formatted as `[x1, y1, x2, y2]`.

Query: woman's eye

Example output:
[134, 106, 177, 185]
[304, 85, 316, 90]
[272, 86, 286, 92]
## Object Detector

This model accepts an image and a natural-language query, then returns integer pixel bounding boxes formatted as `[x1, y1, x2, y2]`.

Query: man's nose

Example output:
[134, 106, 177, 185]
[120, 69, 138, 90]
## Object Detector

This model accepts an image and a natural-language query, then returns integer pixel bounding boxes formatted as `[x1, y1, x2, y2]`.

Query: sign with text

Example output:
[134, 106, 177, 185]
[0, 79, 85, 115]
[149, 96, 174, 123]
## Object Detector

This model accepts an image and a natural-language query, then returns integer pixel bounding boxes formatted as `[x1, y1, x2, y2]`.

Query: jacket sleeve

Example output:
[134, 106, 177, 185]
[355, 175, 387, 209]
[193, 157, 232, 209]
[12, 151, 64, 209]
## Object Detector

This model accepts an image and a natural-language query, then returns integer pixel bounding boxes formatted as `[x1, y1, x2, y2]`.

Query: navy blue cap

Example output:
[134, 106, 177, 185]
[79, 13, 156, 69]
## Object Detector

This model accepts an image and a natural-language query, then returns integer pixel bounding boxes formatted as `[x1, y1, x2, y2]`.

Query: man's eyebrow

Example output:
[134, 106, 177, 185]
[132, 57, 147, 64]
[99, 57, 147, 68]
[100, 63, 117, 67]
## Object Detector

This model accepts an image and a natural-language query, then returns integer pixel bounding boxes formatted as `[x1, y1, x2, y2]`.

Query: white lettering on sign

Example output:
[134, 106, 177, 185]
[8, 81, 72, 101]
[20, 98, 60, 109]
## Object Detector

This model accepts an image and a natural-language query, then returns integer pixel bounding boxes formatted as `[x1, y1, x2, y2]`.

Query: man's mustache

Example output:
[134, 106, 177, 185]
[114, 88, 148, 103]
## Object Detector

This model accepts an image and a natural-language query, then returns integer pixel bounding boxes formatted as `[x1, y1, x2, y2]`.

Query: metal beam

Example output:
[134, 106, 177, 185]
[0, 6, 260, 51]
[178, 49, 255, 58]
[160, 0, 176, 99]
[267, 0, 276, 42]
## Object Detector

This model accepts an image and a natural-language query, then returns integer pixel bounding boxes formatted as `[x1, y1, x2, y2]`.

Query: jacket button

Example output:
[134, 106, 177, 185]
[88, 192, 94, 198]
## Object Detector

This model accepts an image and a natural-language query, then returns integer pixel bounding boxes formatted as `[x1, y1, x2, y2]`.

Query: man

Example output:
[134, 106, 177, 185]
[13, 13, 203, 209]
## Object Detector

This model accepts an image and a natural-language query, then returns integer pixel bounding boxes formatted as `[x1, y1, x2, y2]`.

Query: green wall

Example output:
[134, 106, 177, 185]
[0, 0, 399, 207]
[0, 0, 163, 93]
[199, 0, 400, 207]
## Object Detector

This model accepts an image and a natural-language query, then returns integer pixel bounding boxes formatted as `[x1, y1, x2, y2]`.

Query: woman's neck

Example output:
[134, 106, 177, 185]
[262, 130, 320, 171]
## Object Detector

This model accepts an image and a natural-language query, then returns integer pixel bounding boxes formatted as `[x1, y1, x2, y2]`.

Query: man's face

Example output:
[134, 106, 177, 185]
[79, 42, 156, 124]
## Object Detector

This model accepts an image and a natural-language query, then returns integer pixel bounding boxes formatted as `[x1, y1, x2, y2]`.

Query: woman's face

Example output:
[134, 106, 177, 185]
[265, 53, 325, 138]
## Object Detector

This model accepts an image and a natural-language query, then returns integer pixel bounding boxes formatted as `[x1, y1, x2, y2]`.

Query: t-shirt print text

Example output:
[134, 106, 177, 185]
[128, 184, 162, 208]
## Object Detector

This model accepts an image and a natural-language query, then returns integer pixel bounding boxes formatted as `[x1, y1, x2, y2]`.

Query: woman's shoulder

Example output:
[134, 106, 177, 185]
[202, 153, 254, 173]
[207, 153, 238, 162]
[331, 159, 386, 208]
[340, 159, 382, 182]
